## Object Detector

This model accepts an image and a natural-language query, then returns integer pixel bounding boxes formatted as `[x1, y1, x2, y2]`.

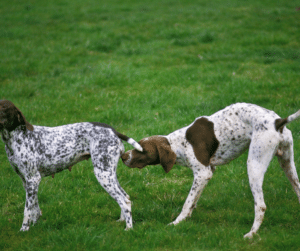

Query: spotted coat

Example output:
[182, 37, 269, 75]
[122, 102, 300, 238]
[0, 100, 143, 231]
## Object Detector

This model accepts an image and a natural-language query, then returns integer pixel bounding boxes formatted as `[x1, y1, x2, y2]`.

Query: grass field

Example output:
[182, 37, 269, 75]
[1, 0, 300, 250]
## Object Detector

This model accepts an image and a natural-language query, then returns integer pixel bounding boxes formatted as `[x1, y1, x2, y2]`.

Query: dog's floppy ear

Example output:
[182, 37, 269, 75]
[156, 140, 176, 173]
[0, 100, 34, 132]
[16, 107, 34, 132]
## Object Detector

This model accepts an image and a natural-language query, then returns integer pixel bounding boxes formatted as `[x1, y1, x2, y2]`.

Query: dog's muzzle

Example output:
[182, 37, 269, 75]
[121, 151, 132, 166]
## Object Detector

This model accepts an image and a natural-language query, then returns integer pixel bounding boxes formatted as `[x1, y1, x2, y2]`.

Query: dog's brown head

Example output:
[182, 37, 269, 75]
[121, 136, 176, 173]
[0, 100, 34, 132]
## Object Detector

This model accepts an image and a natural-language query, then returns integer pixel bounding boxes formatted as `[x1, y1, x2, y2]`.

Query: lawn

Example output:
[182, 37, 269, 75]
[0, 0, 300, 250]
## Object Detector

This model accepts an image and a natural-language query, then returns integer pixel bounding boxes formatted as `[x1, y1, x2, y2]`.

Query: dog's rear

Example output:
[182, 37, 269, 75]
[275, 109, 300, 132]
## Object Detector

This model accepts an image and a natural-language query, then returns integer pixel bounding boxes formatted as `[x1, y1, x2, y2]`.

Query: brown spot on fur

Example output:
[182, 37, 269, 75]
[275, 118, 288, 133]
[186, 117, 219, 166]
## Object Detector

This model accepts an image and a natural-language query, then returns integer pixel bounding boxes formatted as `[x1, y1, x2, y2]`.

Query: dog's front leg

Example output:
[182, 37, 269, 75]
[170, 165, 214, 225]
[20, 172, 42, 231]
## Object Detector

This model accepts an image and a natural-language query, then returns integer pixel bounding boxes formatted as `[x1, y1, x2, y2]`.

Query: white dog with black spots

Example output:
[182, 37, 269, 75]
[0, 100, 143, 231]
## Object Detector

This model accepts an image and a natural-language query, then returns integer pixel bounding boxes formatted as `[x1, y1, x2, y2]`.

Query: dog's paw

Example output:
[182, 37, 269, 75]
[20, 225, 29, 231]
[168, 220, 179, 226]
[117, 212, 125, 222]
[124, 226, 133, 231]
[244, 231, 255, 239]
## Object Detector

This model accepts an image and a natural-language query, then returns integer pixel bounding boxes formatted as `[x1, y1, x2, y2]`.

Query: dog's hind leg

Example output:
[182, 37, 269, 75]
[277, 131, 300, 202]
[115, 179, 131, 223]
[91, 146, 133, 230]
[244, 135, 278, 238]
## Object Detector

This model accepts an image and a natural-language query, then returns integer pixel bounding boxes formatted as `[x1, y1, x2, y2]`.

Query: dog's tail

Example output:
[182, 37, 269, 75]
[90, 122, 143, 152]
[115, 132, 143, 152]
[275, 109, 300, 132]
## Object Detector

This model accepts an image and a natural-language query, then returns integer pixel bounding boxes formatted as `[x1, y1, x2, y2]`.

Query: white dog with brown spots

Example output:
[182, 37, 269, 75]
[121, 103, 300, 238]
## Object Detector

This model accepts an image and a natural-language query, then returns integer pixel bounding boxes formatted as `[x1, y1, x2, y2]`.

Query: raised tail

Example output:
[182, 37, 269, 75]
[115, 131, 143, 152]
[275, 109, 300, 132]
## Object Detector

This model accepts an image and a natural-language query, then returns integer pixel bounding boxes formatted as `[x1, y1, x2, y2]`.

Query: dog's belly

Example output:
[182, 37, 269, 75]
[38, 151, 91, 177]
[210, 138, 251, 165]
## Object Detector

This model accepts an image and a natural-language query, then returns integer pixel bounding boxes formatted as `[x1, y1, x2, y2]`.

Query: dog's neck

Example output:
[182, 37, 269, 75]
[1, 126, 26, 143]
[165, 126, 189, 148]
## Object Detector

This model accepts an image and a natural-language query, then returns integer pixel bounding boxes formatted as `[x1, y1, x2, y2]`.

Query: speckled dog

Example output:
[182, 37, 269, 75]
[121, 103, 300, 238]
[0, 100, 143, 231]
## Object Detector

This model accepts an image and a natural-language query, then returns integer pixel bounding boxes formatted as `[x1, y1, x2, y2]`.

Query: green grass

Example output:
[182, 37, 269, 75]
[1, 0, 300, 250]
